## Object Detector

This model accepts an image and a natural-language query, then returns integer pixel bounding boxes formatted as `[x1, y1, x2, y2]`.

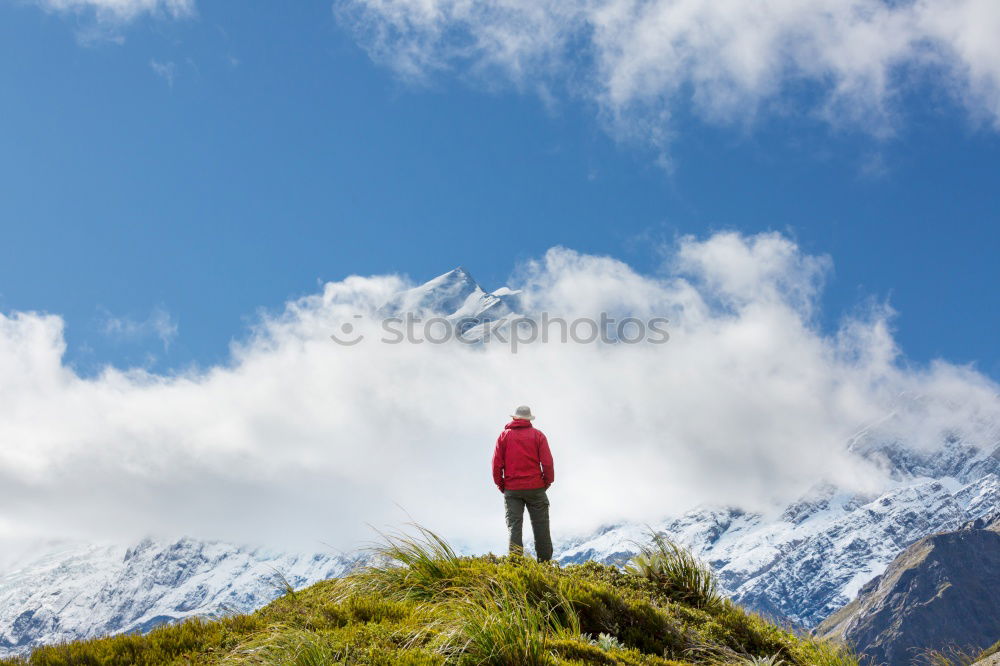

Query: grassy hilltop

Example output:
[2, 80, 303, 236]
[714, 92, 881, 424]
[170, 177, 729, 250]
[1, 528, 860, 666]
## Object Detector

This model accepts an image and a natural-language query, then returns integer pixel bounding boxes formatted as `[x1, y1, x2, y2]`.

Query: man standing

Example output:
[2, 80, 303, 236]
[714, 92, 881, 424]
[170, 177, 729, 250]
[492, 405, 554, 561]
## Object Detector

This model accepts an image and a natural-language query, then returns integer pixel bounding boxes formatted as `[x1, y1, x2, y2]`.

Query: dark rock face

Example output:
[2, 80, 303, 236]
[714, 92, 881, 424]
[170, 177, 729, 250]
[815, 520, 1000, 666]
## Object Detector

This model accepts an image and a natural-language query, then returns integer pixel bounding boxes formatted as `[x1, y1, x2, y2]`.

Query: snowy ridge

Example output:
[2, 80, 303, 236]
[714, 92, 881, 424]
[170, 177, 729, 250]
[555, 385, 1000, 627]
[557, 459, 1000, 626]
[0, 538, 364, 656]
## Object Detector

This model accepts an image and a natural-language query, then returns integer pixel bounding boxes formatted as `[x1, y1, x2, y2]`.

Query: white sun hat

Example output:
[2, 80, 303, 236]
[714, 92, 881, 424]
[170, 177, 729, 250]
[511, 405, 535, 421]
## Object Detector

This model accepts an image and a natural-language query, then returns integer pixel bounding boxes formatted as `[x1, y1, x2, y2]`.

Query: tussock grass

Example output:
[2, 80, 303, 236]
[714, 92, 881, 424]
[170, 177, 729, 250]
[686, 644, 790, 665]
[915, 645, 989, 665]
[1, 526, 862, 666]
[353, 523, 468, 601]
[625, 534, 722, 611]
[447, 580, 579, 665]
[981, 640, 1000, 660]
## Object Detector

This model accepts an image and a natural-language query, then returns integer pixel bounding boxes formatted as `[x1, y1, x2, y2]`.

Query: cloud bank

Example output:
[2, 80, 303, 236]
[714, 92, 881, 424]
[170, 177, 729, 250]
[339, 0, 1000, 149]
[1, 232, 998, 552]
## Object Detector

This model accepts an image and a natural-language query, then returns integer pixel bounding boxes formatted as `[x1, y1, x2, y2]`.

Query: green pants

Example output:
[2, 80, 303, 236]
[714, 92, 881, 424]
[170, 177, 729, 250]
[504, 488, 552, 561]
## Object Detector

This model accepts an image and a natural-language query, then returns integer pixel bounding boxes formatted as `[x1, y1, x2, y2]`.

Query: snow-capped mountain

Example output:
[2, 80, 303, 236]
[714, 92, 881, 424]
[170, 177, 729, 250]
[378, 266, 523, 328]
[0, 538, 364, 656]
[556, 437, 1000, 627]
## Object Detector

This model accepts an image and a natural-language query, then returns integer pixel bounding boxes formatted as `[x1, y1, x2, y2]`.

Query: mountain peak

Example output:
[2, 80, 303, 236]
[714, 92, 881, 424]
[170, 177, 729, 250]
[375, 266, 526, 326]
[426, 266, 477, 288]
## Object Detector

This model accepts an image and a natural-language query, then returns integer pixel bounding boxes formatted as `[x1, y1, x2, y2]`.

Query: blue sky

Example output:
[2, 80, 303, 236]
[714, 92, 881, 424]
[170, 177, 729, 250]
[2, 0, 999, 379]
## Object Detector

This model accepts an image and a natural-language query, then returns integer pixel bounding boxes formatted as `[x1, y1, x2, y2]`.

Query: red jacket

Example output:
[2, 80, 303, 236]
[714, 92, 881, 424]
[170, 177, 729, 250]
[492, 419, 554, 491]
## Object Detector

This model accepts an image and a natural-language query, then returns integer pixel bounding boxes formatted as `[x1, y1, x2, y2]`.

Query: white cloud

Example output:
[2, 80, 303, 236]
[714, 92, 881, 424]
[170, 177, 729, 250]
[34, 0, 193, 22]
[338, 0, 1000, 151]
[0, 233, 997, 553]
[100, 305, 178, 349]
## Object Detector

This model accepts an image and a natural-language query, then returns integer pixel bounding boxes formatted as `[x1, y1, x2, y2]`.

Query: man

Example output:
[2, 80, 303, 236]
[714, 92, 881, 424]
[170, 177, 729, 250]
[491, 405, 554, 561]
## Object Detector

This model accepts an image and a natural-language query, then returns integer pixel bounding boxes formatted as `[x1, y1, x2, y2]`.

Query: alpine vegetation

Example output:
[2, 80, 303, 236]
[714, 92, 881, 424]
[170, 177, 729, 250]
[624, 534, 721, 611]
[0, 528, 862, 666]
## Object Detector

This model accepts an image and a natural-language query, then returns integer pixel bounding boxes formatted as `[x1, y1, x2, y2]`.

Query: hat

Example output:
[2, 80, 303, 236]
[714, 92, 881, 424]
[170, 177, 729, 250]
[511, 405, 535, 421]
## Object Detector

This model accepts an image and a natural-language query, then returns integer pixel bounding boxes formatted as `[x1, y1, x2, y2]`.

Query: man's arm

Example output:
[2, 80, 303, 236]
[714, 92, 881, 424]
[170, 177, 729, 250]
[492, 434, 506, 492]
[538, 431, 554, 488]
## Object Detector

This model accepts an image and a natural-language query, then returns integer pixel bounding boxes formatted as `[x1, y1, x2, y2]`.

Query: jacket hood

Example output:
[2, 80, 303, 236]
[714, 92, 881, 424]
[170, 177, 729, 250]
[505, 419, 534, 429]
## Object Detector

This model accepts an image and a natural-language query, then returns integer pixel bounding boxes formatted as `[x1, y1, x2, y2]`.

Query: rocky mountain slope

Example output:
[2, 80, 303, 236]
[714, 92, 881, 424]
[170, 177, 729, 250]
[814, 512, 1000, 665]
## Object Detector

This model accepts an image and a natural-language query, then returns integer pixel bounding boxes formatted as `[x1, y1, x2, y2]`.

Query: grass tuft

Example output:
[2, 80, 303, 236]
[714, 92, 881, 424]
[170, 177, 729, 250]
[352, 523, 468, 601]
[915, 645, 987, 666]
[625, 533, 722, 610]
[981, 640, 1000, 660]
[445, 579, 578, 665]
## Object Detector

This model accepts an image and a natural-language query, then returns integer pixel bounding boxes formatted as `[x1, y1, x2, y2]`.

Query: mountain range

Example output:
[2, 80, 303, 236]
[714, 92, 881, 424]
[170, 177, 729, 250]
[556, 421, 1000, 627]
[0, 538, 363, 656]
